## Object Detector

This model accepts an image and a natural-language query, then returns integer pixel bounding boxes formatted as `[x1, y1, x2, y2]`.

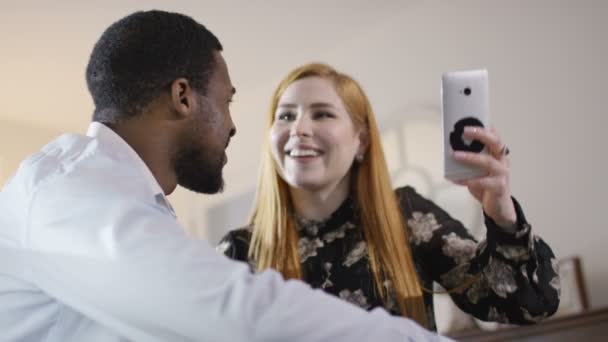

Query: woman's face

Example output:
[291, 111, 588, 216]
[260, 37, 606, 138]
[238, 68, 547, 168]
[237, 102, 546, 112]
[270, 77, 365, 193]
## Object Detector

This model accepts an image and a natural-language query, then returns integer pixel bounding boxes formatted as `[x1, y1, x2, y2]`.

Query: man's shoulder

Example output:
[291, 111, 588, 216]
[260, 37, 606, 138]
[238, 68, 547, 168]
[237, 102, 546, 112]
[0, 133, 104, 245]
[8, 132, 138, 199]
[5, 133, 93, 189]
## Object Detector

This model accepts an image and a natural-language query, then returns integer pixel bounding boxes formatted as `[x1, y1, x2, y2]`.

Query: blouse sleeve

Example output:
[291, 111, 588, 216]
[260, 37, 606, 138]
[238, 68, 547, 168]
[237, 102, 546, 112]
[396, 186, 560, 324]
[216, 228, 253, 264]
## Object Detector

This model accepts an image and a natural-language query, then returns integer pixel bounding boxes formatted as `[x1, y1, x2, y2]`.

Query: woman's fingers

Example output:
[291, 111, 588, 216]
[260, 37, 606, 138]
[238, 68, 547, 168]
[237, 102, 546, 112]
[455, 175, 508, 193]
[462, 126, 505, 159]
[453, 150, 506, 175]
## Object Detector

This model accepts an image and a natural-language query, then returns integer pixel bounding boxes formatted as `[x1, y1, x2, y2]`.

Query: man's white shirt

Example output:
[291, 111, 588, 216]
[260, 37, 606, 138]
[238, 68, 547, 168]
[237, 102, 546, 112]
[0, 122, 450, 342]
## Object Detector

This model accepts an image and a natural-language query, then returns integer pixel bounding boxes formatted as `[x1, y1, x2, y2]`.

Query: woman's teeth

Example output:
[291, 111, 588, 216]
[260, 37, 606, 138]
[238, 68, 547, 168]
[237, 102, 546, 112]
[288, 149, 320, 157]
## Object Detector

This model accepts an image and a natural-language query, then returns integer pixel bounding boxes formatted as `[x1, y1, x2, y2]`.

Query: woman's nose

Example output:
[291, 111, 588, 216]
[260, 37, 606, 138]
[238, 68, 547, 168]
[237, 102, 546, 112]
[290, 115, 313, 137]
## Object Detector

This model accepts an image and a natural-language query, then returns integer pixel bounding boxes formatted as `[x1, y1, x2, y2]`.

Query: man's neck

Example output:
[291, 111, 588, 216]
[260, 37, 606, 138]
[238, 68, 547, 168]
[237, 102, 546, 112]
[107, 119, 178, 195]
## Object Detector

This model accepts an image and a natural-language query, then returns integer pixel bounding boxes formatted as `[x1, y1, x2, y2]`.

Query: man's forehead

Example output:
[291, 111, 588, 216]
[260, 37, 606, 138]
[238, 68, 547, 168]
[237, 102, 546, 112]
[208, 51, 233, 95]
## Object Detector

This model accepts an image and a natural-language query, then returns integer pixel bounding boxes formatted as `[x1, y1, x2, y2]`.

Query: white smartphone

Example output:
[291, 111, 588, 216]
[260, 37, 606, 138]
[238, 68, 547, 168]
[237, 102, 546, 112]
[441, 69, 490, 181]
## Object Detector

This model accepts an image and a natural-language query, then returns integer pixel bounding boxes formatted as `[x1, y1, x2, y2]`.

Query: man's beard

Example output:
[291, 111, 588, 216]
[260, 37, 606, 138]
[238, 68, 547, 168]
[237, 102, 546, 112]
[174, 140, 225, 194]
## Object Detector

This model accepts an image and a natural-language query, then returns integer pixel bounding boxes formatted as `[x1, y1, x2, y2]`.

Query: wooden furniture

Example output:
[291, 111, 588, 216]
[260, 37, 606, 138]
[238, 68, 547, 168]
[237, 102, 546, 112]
[448, 308, 608, 341]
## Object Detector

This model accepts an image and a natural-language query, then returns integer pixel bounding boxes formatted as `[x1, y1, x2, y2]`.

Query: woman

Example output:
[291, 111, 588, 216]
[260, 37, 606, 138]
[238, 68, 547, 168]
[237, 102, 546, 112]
[218, 63, 560, 330]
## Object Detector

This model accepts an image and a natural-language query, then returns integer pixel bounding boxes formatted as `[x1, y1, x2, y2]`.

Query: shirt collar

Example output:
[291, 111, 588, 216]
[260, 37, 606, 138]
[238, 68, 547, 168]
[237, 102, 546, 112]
[86, 121, 176, 217]
[295, 197, 355, 238]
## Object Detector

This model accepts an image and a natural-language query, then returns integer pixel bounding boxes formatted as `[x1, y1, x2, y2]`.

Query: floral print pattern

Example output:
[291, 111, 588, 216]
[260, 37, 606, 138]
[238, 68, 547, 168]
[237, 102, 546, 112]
[442, 232, 477, 265]
[485, 257, 518, 298]
[467, 277, 490, 305]
[298, 237, 324, 262]
[323, 222, 355, 243]
[488, 306, 510, 324]
[219, 186, 560, 330]
[408, 211, 442, 245]
[496, 244, 530, 262]
[441, 263, 474, 290]
[522, 308, 549, 323]
[321, 262, 334, 289]
[215, 240, 231, 255]
[343, 241, 367, 267]
[339, 289, 371, 309]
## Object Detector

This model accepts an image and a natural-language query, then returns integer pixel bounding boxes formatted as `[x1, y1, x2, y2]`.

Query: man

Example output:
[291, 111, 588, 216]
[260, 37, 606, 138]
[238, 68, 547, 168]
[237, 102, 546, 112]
[0, 10, 451, 341]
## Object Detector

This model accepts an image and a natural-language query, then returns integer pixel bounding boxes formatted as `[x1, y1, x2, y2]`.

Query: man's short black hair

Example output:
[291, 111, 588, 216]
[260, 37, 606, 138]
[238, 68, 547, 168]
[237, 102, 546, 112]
[86, 10, 223, 123]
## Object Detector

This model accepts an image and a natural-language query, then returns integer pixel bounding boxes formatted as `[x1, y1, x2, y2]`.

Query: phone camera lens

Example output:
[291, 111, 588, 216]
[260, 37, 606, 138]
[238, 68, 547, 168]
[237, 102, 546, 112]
[463, 87, 471, 96]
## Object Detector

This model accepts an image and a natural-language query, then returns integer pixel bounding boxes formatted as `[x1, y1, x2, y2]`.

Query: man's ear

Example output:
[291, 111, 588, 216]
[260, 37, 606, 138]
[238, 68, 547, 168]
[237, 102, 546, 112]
[169, 78, 194, 119]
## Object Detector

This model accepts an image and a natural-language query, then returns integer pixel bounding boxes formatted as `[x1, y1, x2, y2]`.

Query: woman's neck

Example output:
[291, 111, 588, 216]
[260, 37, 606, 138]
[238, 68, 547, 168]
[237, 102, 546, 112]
[290, 175, 352, 221]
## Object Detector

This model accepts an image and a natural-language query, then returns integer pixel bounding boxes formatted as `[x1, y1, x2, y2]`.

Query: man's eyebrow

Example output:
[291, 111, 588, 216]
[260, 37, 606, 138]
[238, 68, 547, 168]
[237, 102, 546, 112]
[231, 87, 236, 95]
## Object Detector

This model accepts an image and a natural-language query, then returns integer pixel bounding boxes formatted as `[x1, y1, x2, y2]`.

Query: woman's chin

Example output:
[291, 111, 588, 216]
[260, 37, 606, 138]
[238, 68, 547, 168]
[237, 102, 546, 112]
[286, 177, 325, 192]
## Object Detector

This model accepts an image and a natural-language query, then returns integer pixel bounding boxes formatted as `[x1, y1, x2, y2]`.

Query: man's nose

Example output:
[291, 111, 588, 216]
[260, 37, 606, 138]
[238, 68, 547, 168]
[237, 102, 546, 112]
[228, 114, 236, 137]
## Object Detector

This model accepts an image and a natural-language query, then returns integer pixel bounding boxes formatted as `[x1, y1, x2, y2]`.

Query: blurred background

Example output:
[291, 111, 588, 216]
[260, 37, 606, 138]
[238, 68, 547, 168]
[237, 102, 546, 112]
[1, 0, 607, 334]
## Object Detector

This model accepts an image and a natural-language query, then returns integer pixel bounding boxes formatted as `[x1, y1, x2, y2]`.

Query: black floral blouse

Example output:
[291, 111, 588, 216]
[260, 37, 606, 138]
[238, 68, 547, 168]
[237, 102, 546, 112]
[217, 186, 560, 330]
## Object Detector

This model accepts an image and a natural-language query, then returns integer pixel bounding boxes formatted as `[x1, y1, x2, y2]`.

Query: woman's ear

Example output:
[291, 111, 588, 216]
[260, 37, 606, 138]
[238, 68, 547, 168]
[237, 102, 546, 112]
[357, 126, 370, 156]
[169, 78, 193, 119]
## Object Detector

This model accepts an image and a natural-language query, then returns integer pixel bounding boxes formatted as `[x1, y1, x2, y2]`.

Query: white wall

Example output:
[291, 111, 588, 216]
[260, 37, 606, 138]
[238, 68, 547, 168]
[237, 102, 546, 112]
[324, 0, 608, 308]
[207, 0, 608, 308]
[0, 120, 64, 185]
[1, 0, 607, 310]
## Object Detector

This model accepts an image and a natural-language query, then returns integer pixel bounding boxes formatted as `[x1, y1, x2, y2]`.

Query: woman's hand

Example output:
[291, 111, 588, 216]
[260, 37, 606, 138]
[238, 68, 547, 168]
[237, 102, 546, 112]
[453, 126, 517, 228]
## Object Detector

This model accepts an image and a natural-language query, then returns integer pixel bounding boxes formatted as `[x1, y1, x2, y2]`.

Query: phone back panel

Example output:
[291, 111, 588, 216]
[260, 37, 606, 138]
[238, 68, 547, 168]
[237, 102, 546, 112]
[441, 69, 490, 180]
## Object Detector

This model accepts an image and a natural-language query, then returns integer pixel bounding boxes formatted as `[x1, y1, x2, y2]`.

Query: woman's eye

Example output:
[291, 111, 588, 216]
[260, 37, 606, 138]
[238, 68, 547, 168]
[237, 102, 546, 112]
[277, 112, 295, 121]
[314, 111, 334, 119]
